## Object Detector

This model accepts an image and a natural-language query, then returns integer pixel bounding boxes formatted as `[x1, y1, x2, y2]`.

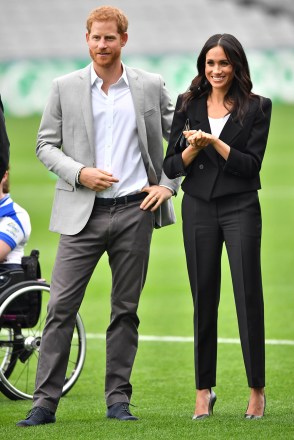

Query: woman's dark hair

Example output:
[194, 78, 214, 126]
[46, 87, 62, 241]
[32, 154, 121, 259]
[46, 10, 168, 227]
[181, 34, 255, 122]
[1, 165, 9, 193]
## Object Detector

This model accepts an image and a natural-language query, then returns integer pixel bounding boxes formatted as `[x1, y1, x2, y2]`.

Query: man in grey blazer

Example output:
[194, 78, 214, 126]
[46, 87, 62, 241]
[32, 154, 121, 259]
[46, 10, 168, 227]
[17, 6, 180, 427]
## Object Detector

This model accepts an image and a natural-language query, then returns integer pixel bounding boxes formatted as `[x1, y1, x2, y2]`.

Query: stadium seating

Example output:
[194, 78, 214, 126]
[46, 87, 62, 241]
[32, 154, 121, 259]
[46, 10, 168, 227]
[0, 0, 293, 62]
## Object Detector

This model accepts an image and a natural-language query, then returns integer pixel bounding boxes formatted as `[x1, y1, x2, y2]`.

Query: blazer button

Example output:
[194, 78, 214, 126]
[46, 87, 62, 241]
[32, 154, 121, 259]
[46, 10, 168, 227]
[199, 164, 204, 170]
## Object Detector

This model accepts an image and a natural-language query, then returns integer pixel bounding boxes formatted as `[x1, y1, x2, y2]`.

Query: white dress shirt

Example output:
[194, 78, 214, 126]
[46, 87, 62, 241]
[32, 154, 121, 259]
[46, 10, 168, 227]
[208, 114, 230, 138]
[91, 64, 149, 198]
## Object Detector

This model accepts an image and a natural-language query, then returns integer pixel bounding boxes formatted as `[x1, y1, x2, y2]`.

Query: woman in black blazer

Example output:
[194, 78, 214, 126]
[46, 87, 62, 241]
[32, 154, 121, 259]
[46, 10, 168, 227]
[163, 34, 271, 420]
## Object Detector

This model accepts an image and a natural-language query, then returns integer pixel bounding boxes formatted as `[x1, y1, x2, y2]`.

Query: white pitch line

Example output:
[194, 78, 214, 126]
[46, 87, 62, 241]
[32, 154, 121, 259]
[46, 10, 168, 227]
[85, 333, 294, 346]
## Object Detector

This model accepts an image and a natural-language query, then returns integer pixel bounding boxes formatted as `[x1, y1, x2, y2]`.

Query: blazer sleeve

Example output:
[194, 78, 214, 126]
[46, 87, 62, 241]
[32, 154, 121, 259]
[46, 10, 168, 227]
[157, 79, 182, 193]
[159, 75, 175, 142]
[0, 95, 10, 180]
[163, 94, 188, 179]
[224, 97, 272, 178]
[36, 79, 85, 188]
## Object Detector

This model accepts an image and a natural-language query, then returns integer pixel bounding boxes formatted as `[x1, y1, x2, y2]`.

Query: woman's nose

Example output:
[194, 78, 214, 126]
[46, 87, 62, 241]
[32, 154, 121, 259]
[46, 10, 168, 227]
[213, 64, 221, 73]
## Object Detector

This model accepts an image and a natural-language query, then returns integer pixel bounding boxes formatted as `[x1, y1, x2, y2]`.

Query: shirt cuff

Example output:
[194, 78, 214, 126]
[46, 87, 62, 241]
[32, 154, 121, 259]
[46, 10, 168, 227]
[159, 185, 174, 195]
[75, 166, 85, 185]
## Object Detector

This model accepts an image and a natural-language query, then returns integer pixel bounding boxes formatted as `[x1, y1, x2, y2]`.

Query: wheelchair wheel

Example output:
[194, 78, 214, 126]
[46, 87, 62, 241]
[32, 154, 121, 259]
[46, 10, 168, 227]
[0, 327, 18, 380]
[0, 281, 86, 400]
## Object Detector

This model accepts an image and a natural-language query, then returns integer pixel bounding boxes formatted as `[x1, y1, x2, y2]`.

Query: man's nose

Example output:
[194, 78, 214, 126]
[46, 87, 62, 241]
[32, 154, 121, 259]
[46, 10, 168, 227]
[98, 38, 107, 48]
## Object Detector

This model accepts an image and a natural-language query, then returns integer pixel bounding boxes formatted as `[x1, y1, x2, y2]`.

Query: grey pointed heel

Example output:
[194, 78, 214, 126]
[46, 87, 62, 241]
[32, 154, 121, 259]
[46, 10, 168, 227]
[245, 394, 266, 419]
[192, 390, 217, 420]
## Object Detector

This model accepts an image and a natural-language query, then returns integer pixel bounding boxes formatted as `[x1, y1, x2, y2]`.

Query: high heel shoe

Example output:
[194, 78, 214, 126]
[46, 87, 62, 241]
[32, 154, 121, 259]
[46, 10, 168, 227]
[245, 394, 266, 419]
[192, 390, 217, 420]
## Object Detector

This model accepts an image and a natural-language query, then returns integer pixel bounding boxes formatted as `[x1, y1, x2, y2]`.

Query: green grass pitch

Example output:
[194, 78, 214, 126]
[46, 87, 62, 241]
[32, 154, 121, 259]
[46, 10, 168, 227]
[0, 103, 293, 439]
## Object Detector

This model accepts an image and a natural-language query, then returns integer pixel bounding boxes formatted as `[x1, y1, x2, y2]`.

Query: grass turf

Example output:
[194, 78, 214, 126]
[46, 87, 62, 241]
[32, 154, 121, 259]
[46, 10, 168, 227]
[0, 103, 293, 438]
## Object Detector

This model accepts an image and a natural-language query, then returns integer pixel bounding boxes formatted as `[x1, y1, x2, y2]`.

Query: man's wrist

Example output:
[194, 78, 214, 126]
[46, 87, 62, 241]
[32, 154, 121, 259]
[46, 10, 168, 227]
[76, 166, 85, 185]
[159, 184, 174, 195]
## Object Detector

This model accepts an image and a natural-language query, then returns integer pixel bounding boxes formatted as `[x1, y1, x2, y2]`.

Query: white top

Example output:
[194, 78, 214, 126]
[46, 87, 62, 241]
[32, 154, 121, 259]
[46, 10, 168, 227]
[208, 114, 230, 138]
[0, 194, 31, 265]
[91, 64, 149, 198]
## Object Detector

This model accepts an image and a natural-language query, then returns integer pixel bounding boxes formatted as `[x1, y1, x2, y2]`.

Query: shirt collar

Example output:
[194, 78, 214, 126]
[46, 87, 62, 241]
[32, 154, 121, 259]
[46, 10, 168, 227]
[0, 194, 10, 206]
[90, 63, 129, 88]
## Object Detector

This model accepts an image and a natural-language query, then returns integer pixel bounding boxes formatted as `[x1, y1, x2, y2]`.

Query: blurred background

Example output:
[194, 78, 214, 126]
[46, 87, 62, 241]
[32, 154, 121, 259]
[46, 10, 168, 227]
[0, 3, 293, 436]
[0, 0, 293, 309]
[0, 0, 294, 115]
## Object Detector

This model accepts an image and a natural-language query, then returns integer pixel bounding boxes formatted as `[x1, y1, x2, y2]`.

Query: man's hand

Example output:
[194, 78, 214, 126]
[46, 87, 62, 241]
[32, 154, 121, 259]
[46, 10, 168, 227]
[79, 167, 119, 191]
[140, 185, 173, 212]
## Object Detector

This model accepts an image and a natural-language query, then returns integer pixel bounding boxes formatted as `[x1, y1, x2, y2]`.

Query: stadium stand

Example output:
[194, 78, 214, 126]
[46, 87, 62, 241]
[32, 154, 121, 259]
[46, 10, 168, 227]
[0, 0, 293, 62]
[235, 0, 294, 18]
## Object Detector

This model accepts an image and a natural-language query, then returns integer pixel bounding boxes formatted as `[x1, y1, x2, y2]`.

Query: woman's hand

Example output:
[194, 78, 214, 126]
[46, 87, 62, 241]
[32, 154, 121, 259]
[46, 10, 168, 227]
[182, 130, 230, 164]
[181, 129, 213, 168]
[183, 129, 214, 149]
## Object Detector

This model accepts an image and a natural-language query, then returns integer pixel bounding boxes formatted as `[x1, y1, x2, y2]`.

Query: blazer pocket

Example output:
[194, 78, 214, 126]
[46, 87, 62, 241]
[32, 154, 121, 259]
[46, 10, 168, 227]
[144, 107, 157, 118]
[55, 178, 74, 192]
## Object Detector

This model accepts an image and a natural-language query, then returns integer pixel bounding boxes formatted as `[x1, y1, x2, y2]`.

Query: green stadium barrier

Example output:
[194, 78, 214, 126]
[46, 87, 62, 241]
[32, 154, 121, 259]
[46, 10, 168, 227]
[0, 50, 294, 116]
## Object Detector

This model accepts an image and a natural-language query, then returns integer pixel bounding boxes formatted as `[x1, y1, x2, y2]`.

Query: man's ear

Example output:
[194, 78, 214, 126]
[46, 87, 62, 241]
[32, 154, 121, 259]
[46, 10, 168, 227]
[2, 170, 8, 183]
[121, 32, 128, 47]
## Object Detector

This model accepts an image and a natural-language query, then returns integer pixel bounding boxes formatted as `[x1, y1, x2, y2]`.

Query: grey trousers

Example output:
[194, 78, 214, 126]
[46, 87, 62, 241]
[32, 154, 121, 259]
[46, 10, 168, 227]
[33, 200, 154, 412]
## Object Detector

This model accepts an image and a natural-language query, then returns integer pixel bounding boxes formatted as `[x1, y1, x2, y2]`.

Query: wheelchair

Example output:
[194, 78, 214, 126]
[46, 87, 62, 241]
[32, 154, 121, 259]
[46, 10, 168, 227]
[0, 250, 86, 400]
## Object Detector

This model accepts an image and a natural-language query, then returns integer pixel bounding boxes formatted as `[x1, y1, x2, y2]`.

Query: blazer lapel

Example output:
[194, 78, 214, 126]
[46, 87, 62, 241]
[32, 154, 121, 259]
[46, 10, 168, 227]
[190, 96, 218, 164]
[80, 65, 95, 155]
[219, 113, 242, 145]
[190, 96, 218, 165]
[126, 66, 158, 183]
[190, 96, 242, 163]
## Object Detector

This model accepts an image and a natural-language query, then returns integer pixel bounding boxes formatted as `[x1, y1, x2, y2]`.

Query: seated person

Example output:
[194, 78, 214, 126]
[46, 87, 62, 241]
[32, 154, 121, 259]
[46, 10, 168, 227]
[0, 169, 31, 271]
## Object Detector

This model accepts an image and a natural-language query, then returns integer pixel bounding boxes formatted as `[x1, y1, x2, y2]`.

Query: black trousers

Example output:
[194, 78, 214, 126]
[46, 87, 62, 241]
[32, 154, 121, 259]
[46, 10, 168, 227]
[182, 191, 265, 389]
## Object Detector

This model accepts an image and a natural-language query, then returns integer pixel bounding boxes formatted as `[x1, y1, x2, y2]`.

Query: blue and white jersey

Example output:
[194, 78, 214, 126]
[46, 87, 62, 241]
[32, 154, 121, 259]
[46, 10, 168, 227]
[0, 194, 31, 265]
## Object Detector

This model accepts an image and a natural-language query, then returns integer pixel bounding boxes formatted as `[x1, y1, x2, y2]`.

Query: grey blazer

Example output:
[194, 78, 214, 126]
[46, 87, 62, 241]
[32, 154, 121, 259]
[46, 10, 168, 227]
[37, 64, 180, 235]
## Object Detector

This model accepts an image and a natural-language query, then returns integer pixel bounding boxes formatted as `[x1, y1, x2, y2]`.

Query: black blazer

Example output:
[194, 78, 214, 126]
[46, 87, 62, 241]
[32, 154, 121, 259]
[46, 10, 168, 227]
[0, 95, 10, 180]
[163, 94, 272, 201]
